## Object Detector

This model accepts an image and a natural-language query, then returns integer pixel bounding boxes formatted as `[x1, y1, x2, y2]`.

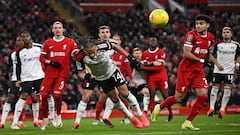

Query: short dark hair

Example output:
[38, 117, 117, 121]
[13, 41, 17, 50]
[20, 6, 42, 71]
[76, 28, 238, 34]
[195, 14, 211, 23]
[98, 25, 110, 32]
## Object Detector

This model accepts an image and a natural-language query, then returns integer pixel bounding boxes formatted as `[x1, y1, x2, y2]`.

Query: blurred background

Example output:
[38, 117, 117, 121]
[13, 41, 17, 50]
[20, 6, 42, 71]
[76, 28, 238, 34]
[0, 0, 240, 113]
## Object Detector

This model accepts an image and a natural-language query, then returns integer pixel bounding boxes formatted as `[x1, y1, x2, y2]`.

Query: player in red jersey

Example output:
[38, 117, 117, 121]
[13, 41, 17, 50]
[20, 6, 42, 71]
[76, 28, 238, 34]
[141, 37, 172, 121]
[151, 14, 215, 131]
[39, 21, 79, 130]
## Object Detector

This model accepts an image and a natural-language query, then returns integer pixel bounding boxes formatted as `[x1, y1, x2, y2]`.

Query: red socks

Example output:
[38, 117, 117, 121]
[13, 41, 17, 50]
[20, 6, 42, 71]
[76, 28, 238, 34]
[187, 96, 207, 121]
[160, 96, 176, 110]
[95, 100, 104, 120]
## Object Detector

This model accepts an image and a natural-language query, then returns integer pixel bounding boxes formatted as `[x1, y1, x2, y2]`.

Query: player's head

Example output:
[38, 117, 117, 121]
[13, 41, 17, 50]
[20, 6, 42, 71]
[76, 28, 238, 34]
[16, 36, 24, 47]
[52, 21, 64, 37]
[98, 25, 111, 42]
[194, 14, 211, 35]
[149, 37, 158, 49]
[112, 34, 122, 46]
[132, 47, 142, 61]
[222, 26, 233, 41]
[21, 31, 32, 47]
[83, 41, 97, 59]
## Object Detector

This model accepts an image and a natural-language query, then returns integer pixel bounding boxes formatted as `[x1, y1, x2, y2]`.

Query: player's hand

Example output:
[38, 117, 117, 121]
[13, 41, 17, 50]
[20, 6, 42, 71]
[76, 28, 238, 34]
[49, 61, 61, 68]
[16, 81, 21, 87]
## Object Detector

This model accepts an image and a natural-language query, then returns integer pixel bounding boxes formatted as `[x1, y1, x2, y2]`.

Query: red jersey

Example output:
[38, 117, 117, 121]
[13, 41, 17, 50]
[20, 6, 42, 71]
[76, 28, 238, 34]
[179, 30, 215, 71]
[142, 47, 168, 81]
[40, 36, 79, 78]
[112, 50, 133, 79]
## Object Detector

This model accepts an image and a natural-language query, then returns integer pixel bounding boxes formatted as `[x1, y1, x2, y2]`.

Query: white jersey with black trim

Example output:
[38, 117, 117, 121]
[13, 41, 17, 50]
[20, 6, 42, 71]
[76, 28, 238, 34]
[10, 51, 17, 81]
[83, 49, 117, 81]
[210, 40, 240, 74]
[17, 42, 44, 82]
[129, 68, 147, 87]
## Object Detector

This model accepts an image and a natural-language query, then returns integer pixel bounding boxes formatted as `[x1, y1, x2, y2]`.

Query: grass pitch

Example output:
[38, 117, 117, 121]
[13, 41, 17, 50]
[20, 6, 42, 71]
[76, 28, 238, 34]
[1, 114, 240, 135]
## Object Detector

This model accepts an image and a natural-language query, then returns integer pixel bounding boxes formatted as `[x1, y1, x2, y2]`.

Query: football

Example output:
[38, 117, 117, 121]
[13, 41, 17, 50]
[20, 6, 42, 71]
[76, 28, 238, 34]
[149, 9, 169, 27]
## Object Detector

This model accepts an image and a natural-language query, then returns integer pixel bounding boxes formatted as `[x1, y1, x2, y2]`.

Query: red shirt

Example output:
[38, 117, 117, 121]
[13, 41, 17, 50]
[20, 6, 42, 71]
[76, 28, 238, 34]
[142, 47, 168, 81]
[40, 36, 79, 78]
[179, 30, 215, 71]
[112, 50, 133, 79]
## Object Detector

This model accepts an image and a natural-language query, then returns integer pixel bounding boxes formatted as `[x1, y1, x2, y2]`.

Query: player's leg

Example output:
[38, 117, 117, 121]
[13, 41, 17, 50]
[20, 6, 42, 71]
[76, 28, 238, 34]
[117, 84, 150, 127]
[105, 88, 142, 128]
[208, 85, 219, 116]
[52, 77, 67, 128]
[11, 91, 28, 129]
[73, 89, 93, 129]
[151, 71, 188, 122]
[102, 97, 114, 120]
[141, 87, 150, 114]
[0, 93, 16, 128]
[93, 92, 107, 125]
[219, 85, 231, 118]
[39, 78, 54, 130]
[182, 73, 208, 131]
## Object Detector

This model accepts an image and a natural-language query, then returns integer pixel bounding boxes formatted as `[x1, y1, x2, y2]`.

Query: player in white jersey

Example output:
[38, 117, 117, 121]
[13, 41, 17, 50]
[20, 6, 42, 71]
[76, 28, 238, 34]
[129, 47, 150, 114]
[11, 31, 44, 129]
[208, 27, 240, 118]
[0, 36, 27, 128]
[73, 39, 150, 129]
[102, 47, 150, 121]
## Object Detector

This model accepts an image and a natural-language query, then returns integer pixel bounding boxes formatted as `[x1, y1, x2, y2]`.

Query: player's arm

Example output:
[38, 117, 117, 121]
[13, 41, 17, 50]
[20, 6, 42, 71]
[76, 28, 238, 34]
[15, 50, 21, 87]
[209, 53, 223, 70]
[39, 44, 61, 68]
[183, 46, 203, 62]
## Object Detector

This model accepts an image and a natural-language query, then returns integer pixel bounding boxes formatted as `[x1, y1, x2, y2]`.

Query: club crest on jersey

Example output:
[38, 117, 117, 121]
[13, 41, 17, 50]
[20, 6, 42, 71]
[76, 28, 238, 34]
[63, 44, 67, 50]
[187, 34, 193, 42]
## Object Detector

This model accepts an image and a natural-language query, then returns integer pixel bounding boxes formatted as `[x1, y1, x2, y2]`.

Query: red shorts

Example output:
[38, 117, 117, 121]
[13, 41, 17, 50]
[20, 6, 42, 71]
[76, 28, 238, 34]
[176, 70, 208, 94]
[148, 80, 168, 90]
[40, 77, 67, 95]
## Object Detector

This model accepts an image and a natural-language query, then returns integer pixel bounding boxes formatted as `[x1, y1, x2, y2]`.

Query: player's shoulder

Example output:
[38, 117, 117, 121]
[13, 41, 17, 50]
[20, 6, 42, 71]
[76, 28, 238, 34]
[33, 42, 42, 48]
[207, 32, 215, 40]
[109, 38, 118, 45]
[64, 37, 75, 42]
[231, 40, 240, 46]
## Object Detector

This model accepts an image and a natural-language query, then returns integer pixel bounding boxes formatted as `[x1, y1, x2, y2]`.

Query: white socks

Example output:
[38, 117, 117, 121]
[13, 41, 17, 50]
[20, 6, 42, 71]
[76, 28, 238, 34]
[1, 102, 11, 124]
[143, 93, 150, 112]
[13, 98, 25, 124]
[75, 101, 87, 123]
[220, 86, 231, 111]
[102, 98, 114, 119]
[32, 102, 39, 122]
[127, 93, 143, 116]
[209, 86, 219, 110]
[114, 100, 133, 119]
[48, 95, 55, 119]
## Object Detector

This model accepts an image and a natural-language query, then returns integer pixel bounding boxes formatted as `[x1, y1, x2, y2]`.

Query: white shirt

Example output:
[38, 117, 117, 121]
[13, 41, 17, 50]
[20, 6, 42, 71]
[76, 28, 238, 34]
[17, 43, 44, 82]
[210, 40, 240, 74]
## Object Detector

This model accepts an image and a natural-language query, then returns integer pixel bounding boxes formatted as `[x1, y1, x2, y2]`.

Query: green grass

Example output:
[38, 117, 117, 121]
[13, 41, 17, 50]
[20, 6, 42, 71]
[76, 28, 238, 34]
[1, 114, 240, 135]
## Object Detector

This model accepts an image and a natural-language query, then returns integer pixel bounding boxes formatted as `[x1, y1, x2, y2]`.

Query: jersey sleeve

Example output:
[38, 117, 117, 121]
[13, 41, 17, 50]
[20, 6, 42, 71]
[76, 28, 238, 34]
[183, 31, 195, 48]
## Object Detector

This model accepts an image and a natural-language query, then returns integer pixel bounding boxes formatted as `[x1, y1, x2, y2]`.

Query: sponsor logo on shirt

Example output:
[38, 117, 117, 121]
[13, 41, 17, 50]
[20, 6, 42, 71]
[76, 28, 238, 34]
[50, 51, 66, 57]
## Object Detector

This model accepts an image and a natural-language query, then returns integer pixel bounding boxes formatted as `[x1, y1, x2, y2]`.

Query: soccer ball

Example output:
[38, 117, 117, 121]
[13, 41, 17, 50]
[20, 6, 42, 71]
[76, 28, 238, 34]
[149, 9, 169, 27]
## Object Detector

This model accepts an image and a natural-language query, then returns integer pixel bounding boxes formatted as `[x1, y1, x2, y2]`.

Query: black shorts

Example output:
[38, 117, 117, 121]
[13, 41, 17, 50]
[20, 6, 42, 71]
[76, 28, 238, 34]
[96, 69, 126, 93]
[212, 73, 234, 84]
[7, 81, 20, 94]
[19, 78, 43, 94]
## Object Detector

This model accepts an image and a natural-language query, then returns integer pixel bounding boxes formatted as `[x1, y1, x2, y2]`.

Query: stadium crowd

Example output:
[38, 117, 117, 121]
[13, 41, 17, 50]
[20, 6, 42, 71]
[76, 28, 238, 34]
[0, 0, 240, 113]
